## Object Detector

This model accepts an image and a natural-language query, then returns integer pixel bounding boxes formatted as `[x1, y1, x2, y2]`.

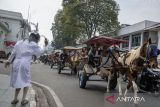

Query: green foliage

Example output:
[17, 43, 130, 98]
[51, 0, 120, 49]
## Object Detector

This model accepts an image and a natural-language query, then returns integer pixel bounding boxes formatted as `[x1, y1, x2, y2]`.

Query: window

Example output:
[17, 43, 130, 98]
[122, 36, 129, 48]
[132, 34, 141, 47]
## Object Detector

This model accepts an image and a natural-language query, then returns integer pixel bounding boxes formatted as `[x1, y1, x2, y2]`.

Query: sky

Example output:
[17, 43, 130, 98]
[116, 0, 160, 24]
[0, 0, 62, 43]
[0, 0, 160, 42]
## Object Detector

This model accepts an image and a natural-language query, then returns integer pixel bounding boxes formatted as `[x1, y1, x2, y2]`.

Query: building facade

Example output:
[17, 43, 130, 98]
[118, 20, 160, 51]
[0, 20, 10, 51]
[0, 9, 31, 56]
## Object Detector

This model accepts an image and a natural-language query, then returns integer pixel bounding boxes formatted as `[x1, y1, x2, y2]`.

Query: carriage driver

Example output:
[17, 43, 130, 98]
[60, 49, 69, 65]
[88, 44, 102, 67]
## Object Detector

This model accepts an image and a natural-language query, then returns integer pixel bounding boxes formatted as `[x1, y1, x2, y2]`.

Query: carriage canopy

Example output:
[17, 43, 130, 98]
[83, 36, 128, 46]
[63, 46, 81, 50]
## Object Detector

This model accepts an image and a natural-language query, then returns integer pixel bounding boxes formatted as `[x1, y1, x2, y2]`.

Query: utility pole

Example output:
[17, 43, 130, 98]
[30, 22, 39, 32]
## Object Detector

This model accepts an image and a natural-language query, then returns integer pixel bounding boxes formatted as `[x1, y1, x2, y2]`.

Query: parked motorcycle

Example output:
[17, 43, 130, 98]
[136, 67, 160, 93]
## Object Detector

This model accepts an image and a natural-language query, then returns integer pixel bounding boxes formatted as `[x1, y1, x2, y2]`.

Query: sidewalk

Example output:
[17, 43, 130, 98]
[0, 74, 36, 107]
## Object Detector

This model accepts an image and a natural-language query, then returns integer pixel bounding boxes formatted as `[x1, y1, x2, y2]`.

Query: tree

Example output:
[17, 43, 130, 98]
[51, 0, 120, 48]
[51, 7, 82, 48]
[74, 0, 120, 38]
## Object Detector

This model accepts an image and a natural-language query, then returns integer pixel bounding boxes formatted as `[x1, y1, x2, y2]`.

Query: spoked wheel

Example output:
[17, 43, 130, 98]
[73, 67, 77, 75]
[79, 72, 88, 89]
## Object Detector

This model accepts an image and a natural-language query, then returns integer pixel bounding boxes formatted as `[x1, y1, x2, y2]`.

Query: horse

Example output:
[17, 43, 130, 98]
[99, 45, 124, 93]
[50, 52, 61, 68]
[117, 41, 158, 104]
[99, 41, 158, 104]
[69, 50, 83, 74]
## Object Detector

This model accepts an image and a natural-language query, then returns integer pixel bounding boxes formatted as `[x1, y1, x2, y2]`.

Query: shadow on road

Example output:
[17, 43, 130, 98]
[84, 84, 106, 93]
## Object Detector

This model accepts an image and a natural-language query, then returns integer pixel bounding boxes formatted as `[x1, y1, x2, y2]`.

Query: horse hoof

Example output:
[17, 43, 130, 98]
[106, 89, 110, 93]
[134, 101, 138, 105]
[119, 93, 122, 96]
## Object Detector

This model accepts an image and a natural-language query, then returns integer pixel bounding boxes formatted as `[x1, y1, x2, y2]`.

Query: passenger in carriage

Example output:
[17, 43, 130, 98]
[88, 44, 101, 67]
[81, 48, 88, 58]
[100, 46, 110, 66]
[99, 46, 111, 78]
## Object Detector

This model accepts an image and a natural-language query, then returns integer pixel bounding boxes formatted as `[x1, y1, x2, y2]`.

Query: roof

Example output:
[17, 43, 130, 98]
[0, 9, 23, 21]
[83, 36, 127, 46]
[145, 23, 160, 31]
[118, 20, 159, 36]
[0, 20, 10, 32]
[63, 46, 80, 50]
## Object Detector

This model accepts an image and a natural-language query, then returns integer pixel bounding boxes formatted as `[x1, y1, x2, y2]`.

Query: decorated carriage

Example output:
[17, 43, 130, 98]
[57, 46, 86, 75]
[78, 36, 128, 89]
[50, 50, 62, 68]
[79, 36, 160, 99]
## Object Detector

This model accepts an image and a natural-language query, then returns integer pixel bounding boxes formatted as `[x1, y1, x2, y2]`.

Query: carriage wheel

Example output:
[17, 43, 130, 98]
[109, 77, 117, 90]
[74, 67, 77, 74]
[79, 72, 88, 88]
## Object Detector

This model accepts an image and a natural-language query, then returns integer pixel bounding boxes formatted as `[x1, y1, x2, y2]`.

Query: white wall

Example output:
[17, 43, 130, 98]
[118, 20, 158, 37]
[0, 10, 30, 55]
[157, 30, 160, 60]
[0, 27, 6, 50]
[1, 18, 22, 41]
[158, 30, 160, 49]
[149, 31, 158, 43]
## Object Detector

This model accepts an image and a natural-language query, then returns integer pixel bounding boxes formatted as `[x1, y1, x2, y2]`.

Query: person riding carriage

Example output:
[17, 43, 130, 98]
[58, 46, 84, 74]
[60, 49, 69, 66]
[88, 44, 102, 68]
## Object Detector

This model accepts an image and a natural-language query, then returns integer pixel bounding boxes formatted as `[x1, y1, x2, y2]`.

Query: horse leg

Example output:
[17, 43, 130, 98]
[106, 71, 111, 93]
[118, 75, 122, 96]
[124, 74, 132, 97]
[132, 80, 138, 104]
[124, 75, 139, 104]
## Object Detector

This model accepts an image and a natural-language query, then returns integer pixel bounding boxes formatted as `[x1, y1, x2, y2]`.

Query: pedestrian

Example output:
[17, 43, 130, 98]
[4, 32, 48, 105]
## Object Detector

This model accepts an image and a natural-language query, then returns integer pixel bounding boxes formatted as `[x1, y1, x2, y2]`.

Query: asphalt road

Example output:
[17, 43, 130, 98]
[31, 64, 106, 107]
[1, 63, 160, 107]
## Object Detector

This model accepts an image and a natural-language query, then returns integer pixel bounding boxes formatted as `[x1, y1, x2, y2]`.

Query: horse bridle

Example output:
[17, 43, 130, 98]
[139, 43, 154, 65]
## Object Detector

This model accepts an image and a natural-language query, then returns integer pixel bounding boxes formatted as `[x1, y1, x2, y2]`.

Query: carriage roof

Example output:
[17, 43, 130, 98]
[63, 46, 81, 50]
[83, 36, 128, 46]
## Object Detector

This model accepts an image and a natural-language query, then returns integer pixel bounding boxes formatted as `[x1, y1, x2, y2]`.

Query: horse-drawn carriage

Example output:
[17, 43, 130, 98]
[57, 46, 87, 75]
[79, 36, 127, 89]
[79, 36, 160, 103]
[50, 50, 62, 68]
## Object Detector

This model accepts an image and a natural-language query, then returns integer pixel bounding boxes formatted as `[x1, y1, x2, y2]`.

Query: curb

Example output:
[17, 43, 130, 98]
[28, 87, 37, 107]
[32, 81, 64, 107]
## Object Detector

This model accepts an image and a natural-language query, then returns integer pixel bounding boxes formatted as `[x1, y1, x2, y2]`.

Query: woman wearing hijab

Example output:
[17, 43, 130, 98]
[5, 32, 48, 105]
